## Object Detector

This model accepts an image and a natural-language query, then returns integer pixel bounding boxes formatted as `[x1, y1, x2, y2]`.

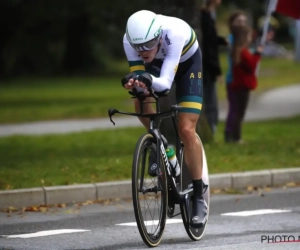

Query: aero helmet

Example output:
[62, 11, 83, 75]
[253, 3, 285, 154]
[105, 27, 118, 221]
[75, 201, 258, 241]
[126, 10, 163, 51]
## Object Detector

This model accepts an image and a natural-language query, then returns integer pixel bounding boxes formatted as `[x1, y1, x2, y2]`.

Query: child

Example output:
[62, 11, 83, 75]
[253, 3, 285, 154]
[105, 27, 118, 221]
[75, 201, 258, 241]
[230, 25, 263, 144]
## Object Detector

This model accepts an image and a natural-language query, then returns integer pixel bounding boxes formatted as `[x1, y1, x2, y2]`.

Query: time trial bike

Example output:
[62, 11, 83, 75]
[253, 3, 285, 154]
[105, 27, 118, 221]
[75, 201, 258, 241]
[108, 87, 210, 247]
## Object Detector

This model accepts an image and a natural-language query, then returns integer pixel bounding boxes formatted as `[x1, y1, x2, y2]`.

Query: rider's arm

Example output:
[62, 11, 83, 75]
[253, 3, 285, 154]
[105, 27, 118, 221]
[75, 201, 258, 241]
[151, 33, 185, 92]
[123, 34, 146, 75]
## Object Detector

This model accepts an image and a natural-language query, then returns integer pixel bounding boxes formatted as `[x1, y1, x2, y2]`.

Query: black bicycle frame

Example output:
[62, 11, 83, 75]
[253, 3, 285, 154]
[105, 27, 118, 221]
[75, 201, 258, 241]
[108, 89, 194, 204]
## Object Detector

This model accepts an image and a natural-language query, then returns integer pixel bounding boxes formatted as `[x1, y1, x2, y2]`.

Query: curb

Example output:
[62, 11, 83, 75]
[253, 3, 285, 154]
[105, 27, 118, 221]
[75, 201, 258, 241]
[1, 168, 300, 209]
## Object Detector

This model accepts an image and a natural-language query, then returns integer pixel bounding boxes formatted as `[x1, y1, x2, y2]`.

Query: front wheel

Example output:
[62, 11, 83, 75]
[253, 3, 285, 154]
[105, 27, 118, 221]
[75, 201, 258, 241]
[132, 133, 168, 247]
[179, 133, 210, 241]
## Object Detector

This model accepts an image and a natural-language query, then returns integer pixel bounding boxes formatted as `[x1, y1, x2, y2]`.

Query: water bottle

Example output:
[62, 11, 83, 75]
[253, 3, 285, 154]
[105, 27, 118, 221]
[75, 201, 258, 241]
[166, 148, 180, 176]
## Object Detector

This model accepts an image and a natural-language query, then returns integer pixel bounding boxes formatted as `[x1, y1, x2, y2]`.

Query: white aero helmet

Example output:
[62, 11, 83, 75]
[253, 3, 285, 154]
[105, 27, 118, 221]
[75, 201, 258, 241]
[126, 10, 163, 52]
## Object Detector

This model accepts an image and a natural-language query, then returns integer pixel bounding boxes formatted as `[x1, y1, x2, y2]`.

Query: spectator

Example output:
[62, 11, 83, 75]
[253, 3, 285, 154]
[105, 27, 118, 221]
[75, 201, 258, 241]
[200, 0, 228, 136]
[230, 25, 263, 144]
[224, 10, 248, 143]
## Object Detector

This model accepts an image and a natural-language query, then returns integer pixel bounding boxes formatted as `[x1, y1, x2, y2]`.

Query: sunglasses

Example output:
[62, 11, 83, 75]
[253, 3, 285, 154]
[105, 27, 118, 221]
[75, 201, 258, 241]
[130, 34, 162, 52]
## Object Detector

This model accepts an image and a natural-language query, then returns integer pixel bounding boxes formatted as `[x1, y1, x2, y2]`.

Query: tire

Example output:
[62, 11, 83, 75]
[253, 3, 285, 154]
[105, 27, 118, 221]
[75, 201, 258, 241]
[132, 133, 168, 247]
[179, 133, 210, 241]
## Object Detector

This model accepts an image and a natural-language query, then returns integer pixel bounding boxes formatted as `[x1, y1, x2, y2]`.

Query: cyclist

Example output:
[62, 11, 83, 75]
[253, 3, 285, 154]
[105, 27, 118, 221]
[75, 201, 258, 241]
[121, 10, 207, 228]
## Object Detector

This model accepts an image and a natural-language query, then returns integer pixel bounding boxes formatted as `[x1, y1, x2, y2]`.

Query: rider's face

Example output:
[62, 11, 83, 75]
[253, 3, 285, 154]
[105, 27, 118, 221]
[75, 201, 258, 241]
[138, 44, 160, 63]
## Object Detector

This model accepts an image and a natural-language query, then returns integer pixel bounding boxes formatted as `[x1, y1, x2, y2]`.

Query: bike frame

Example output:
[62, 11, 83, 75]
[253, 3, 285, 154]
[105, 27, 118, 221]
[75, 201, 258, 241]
[108, 89, 194, 217]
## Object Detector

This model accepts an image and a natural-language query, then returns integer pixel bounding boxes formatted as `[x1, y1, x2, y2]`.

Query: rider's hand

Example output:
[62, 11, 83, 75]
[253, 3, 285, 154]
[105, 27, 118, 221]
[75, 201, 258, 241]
[121, 72, 152, 94]
[121, 72, 137, 89]
[134, 79, 147, 89]
[124, 78, 136, 89]
[136, 73, 152, 89]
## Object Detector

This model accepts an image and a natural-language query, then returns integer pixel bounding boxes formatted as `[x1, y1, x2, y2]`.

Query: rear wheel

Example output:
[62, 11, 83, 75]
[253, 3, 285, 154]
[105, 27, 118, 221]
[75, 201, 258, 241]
[179, 133, 210, 241]
[132, 133, 168, 247]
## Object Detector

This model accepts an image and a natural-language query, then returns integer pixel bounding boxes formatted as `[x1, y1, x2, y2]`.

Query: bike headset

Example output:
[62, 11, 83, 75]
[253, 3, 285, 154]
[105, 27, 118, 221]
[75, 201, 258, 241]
[126, 10, 163, 52]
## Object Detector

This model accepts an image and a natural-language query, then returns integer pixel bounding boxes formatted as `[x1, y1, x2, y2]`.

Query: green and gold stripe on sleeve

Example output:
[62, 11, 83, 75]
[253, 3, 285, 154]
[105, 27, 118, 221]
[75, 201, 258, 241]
[129, 60, 145, 75]
[181, 28, 196, 56]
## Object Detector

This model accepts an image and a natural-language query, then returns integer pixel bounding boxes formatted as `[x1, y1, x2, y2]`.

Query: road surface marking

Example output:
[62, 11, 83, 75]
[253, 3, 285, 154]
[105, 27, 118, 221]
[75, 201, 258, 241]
[116, 218, 183, 226]
[1, 229, 90, 239]
[221, 209, 291, 217]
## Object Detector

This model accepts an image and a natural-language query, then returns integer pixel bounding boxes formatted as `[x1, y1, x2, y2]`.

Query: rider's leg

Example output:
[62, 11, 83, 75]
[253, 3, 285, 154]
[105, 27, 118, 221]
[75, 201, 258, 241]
[133, 96, 160, 176]
[178, 112, 207, 228]
[175, 45, 207, 227]
[133, 97, 155, 130]
[134, 59, 162, 130]
[178, 113, 203, 179]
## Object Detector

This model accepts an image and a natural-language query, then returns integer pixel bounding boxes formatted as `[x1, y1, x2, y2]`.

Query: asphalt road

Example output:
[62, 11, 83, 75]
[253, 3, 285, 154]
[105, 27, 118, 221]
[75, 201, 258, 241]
[1, 187, 300, 250]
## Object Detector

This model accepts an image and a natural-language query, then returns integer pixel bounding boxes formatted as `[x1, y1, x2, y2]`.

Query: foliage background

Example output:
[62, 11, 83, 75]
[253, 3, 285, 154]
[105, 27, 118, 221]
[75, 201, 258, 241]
[0, 0, 294, 79]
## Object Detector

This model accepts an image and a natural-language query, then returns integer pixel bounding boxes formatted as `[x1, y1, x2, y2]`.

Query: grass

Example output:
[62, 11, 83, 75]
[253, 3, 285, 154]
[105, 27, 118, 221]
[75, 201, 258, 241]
[1, 115, 300, 190]
[0, 77, 134, 124]
[0, 55, 299, 124]
[0, 127, 143, 190]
